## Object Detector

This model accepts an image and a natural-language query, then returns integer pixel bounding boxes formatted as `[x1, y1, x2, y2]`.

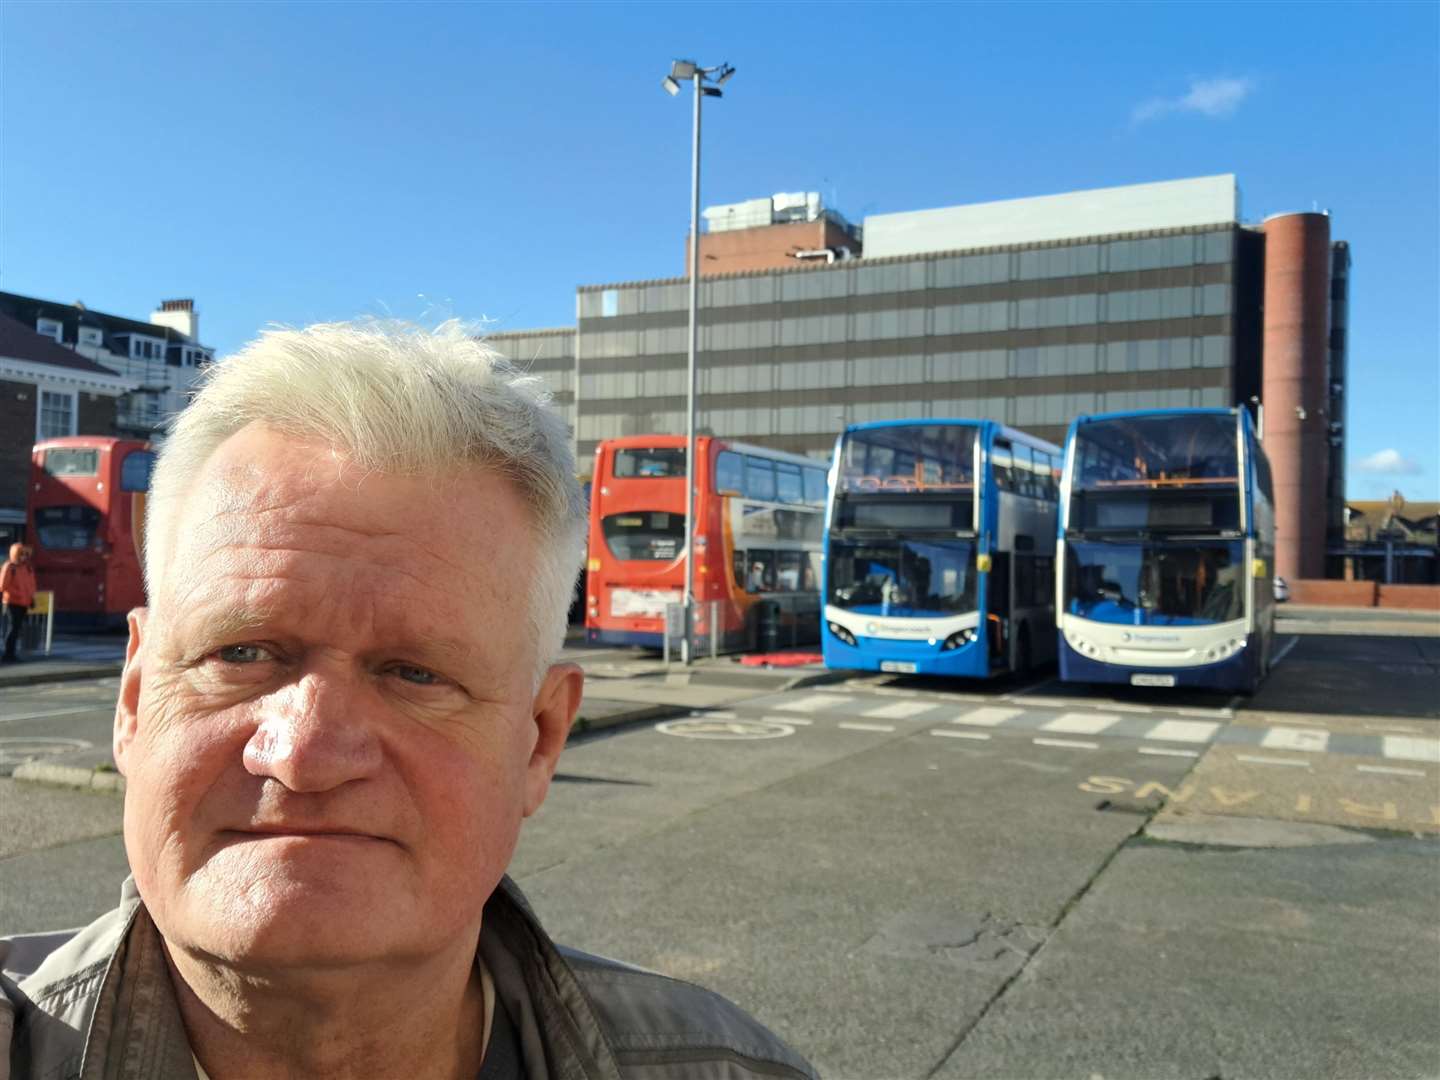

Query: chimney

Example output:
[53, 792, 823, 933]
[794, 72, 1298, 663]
[150, 298, 199, 341]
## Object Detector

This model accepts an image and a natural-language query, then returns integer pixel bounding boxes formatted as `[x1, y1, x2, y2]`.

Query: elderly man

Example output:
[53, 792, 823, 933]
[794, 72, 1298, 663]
[1, 322, 813, 1079]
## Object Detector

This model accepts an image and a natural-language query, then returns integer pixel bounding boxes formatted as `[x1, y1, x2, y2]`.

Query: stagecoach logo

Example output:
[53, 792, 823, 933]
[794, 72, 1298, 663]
[1121, 631, 1181, 644]
[866, 620, 933, 637]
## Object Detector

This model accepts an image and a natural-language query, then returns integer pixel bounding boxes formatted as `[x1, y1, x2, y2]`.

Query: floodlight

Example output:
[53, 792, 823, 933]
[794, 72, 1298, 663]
[662, 75, 681, 96]
[670, 59, 697, 80]
[714, 64, 735, 86]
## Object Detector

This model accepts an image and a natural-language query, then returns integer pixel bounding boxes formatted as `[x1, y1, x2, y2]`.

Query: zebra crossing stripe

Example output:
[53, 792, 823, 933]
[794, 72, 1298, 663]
[1381, 736, 1440, 764]
[1260, 727, 1331, 753]
[1041, 712, 1122, 735]
[862, 700, 935, 720]
[953, 706, 1023, 727]
[1144, 719, 1220, 744]
[774, 694, 853, 714]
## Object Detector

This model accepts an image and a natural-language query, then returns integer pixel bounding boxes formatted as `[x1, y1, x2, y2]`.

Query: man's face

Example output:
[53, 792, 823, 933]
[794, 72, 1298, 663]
[115, 424, 581, 970]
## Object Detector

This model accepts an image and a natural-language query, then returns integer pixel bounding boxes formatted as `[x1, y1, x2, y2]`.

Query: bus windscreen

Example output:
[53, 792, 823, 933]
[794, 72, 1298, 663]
[613, 448, 685, 478]
[1064, 538, 1245, 625]
[35, 505, 102, 550]
[838, 425, 976, 493]
[828, 539, 978, 617]
[1070, 414, 1237, 490]
[44, 449, 99, 477]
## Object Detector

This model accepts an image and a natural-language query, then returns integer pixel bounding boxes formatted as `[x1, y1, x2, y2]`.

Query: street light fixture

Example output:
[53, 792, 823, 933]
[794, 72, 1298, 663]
[663, 57, 734, 664]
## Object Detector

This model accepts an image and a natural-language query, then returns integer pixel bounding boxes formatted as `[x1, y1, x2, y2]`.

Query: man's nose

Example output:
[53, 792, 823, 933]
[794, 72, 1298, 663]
[242, 671, 383, 792]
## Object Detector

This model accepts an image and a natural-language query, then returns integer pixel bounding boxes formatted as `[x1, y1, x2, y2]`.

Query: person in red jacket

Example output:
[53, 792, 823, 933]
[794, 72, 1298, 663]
[1, 542, 37, 662]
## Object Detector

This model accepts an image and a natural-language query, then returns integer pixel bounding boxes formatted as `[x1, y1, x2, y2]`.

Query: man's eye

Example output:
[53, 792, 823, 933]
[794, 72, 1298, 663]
[389, 664, 442, 686]
[215, 644, 272, 664]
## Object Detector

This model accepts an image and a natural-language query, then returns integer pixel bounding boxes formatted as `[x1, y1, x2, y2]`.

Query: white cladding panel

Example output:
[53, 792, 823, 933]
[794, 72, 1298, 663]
[863, 175, 1238, 259]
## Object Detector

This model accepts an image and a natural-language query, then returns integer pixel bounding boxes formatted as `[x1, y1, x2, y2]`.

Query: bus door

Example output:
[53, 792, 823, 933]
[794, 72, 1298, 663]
[986, 554, 1010, 666]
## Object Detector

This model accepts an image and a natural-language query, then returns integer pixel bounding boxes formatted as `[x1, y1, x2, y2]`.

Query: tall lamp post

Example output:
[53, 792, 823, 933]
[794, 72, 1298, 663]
[663, 58, 734, 664]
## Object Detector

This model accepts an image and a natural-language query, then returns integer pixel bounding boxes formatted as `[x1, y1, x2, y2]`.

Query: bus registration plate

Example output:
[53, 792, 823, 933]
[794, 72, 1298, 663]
[1130, 673, 1176, 687]
[881, 661, 918, 674]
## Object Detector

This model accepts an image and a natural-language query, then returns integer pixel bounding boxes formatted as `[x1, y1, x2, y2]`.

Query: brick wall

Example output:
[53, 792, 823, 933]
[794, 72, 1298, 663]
[0, 377, 35, 512]
[77, 391, 118, 437]
[1289, 579, 1376, 606]
[1377, 584, 1440, 611]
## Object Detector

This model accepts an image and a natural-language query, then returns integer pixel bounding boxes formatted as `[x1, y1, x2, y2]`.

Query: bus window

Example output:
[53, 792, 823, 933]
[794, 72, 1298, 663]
[992, 440, 1014, 491]
[715, 451, 744, 494]
[120, 450, 156, 492]
[35, 505, 101, 550]
[733, 549, 748, 588]
[775, 463, 804, 505]
[1013, 445, 1035, 497]
[601, 511, 683, 560]
[776, 550, 803, 591]
[745, 457, 777, 502]
[44, 449, 99, 477]
[614, 448, 685, 478]
[745, 549, 776, 592]
[803, 467, 827, 506]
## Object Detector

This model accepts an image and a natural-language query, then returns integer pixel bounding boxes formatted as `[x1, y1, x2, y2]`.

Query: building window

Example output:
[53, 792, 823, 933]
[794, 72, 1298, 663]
[78, 327, 103, 348]
[38, 390, 77, 439]
[36, 318, 63, 343]
[601, 289, 619, 317]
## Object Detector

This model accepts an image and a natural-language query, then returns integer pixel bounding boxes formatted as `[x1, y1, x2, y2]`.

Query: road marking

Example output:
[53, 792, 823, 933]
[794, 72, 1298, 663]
[930, 729, 991, 740]
[838, 721, 895, 733]
[1144, 719, 1221, 743]
[0, 705, 110, 724]
[1356, 764, 1428, 778]
[862, 700, 935, 720]
[764, 715, 812, 726]
[1138, 747, 1200, 758]
[774, 694, 853, 714]
[1382, 736, 1440, 763]
[1367, 723, 1422, 734]
[1033, 737, 1099, 750]
[1236, 754, 1312, 768]
[655, 718, 795, 741]
[952, 706, 1023, 727]
[1041, 712, 1121, 735]
[1260, 726, 1331, 753]
[1105, 703, 1156, 714]
[1271, 635, 1300, 667]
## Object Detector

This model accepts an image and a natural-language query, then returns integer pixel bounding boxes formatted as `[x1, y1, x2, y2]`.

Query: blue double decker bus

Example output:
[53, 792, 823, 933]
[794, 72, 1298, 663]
[1056, 407, 1276, 693]
[822, 419, 1062, 678]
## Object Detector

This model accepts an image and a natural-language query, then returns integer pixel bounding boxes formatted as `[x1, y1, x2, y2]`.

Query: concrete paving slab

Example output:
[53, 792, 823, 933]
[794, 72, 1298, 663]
[515, 729, 1186, 1078]
[932, 836, 1440, 1080]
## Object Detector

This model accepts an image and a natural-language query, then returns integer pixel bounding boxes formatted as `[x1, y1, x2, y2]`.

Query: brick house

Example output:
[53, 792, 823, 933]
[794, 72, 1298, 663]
[0, 313, 135, 546]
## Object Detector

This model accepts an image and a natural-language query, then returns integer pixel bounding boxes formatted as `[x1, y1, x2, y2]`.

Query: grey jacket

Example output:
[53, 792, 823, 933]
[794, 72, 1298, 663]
[1, 877, 815, 1080]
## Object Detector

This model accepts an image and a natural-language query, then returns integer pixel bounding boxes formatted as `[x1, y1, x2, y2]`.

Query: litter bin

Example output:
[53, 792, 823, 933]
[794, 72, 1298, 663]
[755, 600, 782, 654]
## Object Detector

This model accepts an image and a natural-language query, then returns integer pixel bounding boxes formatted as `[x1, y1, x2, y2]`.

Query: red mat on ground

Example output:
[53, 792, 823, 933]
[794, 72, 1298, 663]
[739, 652, 824, 667]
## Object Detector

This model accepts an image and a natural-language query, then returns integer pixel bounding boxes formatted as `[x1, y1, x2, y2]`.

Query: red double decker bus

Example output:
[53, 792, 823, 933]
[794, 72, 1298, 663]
[584, 434, 829, 651]
[27, 436, 154, 627]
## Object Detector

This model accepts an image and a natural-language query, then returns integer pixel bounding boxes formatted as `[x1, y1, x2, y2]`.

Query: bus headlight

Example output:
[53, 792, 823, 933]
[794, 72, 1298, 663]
[942, 628, 977, 651]
[1064, 628, 1102, 658]
[1203, 638, 1247, 662]
[827, 622, 857, 647]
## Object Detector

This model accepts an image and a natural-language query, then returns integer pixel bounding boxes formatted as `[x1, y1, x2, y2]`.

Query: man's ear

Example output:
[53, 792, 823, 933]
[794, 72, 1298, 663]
[522, 662, 584, 817]
[113, 607, 148, 777]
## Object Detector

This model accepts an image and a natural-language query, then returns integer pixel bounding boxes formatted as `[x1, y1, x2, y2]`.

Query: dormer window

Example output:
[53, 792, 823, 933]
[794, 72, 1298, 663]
[78, 327, 104, 348]
[130, 336, 165, 360]
[36, 317, 63, 343]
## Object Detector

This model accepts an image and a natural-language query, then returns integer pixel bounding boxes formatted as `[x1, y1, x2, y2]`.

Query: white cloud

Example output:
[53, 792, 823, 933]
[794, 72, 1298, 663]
[1133, 76, 1256, 124]
[1356, 449, 1422, 475]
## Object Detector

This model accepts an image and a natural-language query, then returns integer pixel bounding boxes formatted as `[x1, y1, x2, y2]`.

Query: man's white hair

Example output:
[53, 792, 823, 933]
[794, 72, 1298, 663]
[145, 319, 586, 679]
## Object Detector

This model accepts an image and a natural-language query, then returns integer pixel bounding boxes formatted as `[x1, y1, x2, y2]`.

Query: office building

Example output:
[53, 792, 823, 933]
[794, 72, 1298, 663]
[488, 175, 1349, 581]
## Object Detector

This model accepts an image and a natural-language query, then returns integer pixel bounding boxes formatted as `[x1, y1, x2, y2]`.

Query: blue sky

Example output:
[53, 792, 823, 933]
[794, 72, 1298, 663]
[3, 1, 1436, 500]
